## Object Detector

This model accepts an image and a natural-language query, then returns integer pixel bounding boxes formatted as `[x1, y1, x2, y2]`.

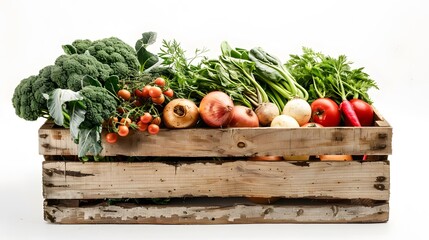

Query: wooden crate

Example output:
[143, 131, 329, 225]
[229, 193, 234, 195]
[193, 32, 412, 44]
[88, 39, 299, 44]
[39, 109, 392, 224]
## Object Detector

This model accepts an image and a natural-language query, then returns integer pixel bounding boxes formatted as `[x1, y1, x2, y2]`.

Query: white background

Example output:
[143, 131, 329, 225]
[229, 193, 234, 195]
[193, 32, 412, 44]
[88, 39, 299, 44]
[0, 0, 427, 239]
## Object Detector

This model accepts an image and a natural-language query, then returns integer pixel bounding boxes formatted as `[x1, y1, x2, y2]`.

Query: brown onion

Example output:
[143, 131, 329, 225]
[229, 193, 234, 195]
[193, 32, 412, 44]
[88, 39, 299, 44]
[255, 102, 279, 126]
[199, 91, 234, 127]
[227, 105, 259, 127]
[163, 99, 199, 129]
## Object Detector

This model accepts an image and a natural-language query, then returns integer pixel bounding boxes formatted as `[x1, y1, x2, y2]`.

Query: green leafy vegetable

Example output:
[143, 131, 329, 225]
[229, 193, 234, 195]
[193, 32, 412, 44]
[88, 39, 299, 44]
[286, 47, 378, 104]
[78, 126, 102, 157]
[44, 89, 83, 126]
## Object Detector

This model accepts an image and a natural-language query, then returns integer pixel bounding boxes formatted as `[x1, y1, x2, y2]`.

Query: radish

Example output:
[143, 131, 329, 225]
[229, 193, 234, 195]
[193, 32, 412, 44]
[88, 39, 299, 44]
[282, 98, 311, 126]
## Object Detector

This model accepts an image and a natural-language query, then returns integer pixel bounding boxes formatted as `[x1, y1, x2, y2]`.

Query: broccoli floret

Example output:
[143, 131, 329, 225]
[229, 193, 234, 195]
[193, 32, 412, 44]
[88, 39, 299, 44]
[12, 76, 41, 121]
[79, 86, 117, 129]
[50, 54, 113, 91]
[71, 37, 140, 78]
[33, 65, 59, 107]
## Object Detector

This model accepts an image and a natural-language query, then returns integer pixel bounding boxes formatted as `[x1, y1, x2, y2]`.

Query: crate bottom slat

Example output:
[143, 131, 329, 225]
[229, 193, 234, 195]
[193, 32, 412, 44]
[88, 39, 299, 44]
[44, 198, 389, 224]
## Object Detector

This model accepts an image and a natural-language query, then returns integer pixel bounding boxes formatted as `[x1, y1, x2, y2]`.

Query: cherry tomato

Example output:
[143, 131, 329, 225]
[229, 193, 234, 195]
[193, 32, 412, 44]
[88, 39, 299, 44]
[120, 117, 132, 127]
[106, 132, 118, 143]
[149, 86, 162, 98]
[117, 89, 131, 101]
[152, 94, 165, 105]
[140, 112, 153, 124]
[311, 98, 341, 127]
[142, 85, 151, 98]
[163, 88, 174, 98]
[148, 124, 160, 135]
[133, 99, 143, 107]
[134, 89, 144, 98]
[137, 121, 148, 132]
[301, 122, 323, 128]
[154, 77, 166, 87]
[344, 99, 374, 126]
[118, 125, 129, 137]
[151, 116, 161, 126]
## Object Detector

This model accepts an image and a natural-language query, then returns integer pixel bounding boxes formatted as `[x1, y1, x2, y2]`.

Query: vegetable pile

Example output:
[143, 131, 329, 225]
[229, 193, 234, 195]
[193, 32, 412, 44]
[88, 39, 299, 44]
[12, 32, 379, 160]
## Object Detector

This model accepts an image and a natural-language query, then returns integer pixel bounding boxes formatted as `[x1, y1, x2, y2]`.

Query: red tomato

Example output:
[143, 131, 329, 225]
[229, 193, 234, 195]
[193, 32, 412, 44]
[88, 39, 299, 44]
[147, 124, 160, 135]
[120, 117, 132, 127]
[106, 132, 118, 143]
[163, 88, 174, 98]
[140, 112, 153, 124]
[152, 94, 165, 105]
[134, 89, 144, 98]
[154, 77, 166, 87]
[117, 89, 131, 101]
[311, 98, 341, 127]
[142, 85, 151, 98]
[137, 121, 148, 132]
[344, 99, 374, 126]
[149, 86, 162, 98]
[118, 125, 129, 137]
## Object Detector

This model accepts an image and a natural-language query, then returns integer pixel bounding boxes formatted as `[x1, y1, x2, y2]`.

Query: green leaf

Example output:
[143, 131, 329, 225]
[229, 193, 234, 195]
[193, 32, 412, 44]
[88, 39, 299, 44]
[82, 75, 102, 88]
[69, 101, 86, 141]
[135, 32, 157, 51]
[78, 126, 102, 157]
[137, 48, 159, 70]
[62, 44, 77, 55]
[46, 89, 83, 126]
[105, 75, 120, 95]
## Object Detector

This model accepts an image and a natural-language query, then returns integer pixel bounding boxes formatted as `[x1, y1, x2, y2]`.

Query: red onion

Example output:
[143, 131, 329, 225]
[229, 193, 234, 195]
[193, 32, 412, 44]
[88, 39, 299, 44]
[199, 91, 234, 127]
[227, 105, 259, 128]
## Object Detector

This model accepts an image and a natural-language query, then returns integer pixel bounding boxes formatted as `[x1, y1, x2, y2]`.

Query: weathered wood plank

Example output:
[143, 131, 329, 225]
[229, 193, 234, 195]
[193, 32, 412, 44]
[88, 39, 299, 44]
[44, 199, 389, 224]
[43, 160, 390, 200]
[39, 124, 392, 157]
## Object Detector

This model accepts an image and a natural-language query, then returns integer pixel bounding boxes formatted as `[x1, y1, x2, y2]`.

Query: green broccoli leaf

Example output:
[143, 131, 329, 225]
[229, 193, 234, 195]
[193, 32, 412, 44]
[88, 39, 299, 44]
[69, 101, 86, 141]
[44, 89, 83, 126]
[135, 32, 157, 52]
[82, 75, 102, 88]
[62, 44, 77, 55]
[137, 48, 159, 71]
[78, 126, 102, 157]
[104, 75, 120, 95]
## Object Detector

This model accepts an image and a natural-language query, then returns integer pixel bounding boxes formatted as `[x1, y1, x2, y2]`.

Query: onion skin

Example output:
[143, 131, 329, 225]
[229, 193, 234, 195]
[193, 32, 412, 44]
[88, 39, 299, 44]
[255, 102, 279, 126]
[199, 91, 234, 127]
[227, 105, 259, 128]
[162, 99, 199, 129]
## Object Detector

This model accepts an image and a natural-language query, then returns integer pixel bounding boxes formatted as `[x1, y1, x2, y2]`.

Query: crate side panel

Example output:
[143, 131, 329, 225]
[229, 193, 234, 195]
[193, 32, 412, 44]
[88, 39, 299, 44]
[39, 126, 392, 157]
[44, 200, 389, 224]
[43, 161, 390, 200]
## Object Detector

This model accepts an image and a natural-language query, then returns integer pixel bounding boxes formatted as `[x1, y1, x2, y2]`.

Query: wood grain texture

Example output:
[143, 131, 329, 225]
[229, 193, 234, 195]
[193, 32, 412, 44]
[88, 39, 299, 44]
[39, 124, 392, 157]
[44, 199, 389, 224]
[43, 160, 390, 200]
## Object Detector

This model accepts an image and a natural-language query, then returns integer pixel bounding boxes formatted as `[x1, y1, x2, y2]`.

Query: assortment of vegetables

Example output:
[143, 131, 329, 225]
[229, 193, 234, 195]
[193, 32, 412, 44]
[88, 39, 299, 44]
[12, 31, 379, 161]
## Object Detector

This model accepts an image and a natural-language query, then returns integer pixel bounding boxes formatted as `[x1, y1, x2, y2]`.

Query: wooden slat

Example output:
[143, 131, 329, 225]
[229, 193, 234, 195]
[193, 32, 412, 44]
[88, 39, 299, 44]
[43, 160, 390, 200]
[39, 124, 392, 157]
[44, 199, 389, 224]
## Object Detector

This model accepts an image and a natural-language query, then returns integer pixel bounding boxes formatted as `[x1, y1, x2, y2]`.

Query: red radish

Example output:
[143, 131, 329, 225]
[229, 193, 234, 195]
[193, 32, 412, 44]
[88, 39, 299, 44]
[344, 99, 374, 126]
[227, 106, 259, 128]
[199, 91, 234, 127]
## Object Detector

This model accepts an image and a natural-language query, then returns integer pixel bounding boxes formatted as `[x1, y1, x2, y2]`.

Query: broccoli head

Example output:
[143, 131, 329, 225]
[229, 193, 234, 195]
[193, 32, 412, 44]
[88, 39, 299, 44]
[50, 54, 113, 91]
[79, 86, 117, 129]
[71, 37, 140, 79]
[12, 76, 41, 121]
